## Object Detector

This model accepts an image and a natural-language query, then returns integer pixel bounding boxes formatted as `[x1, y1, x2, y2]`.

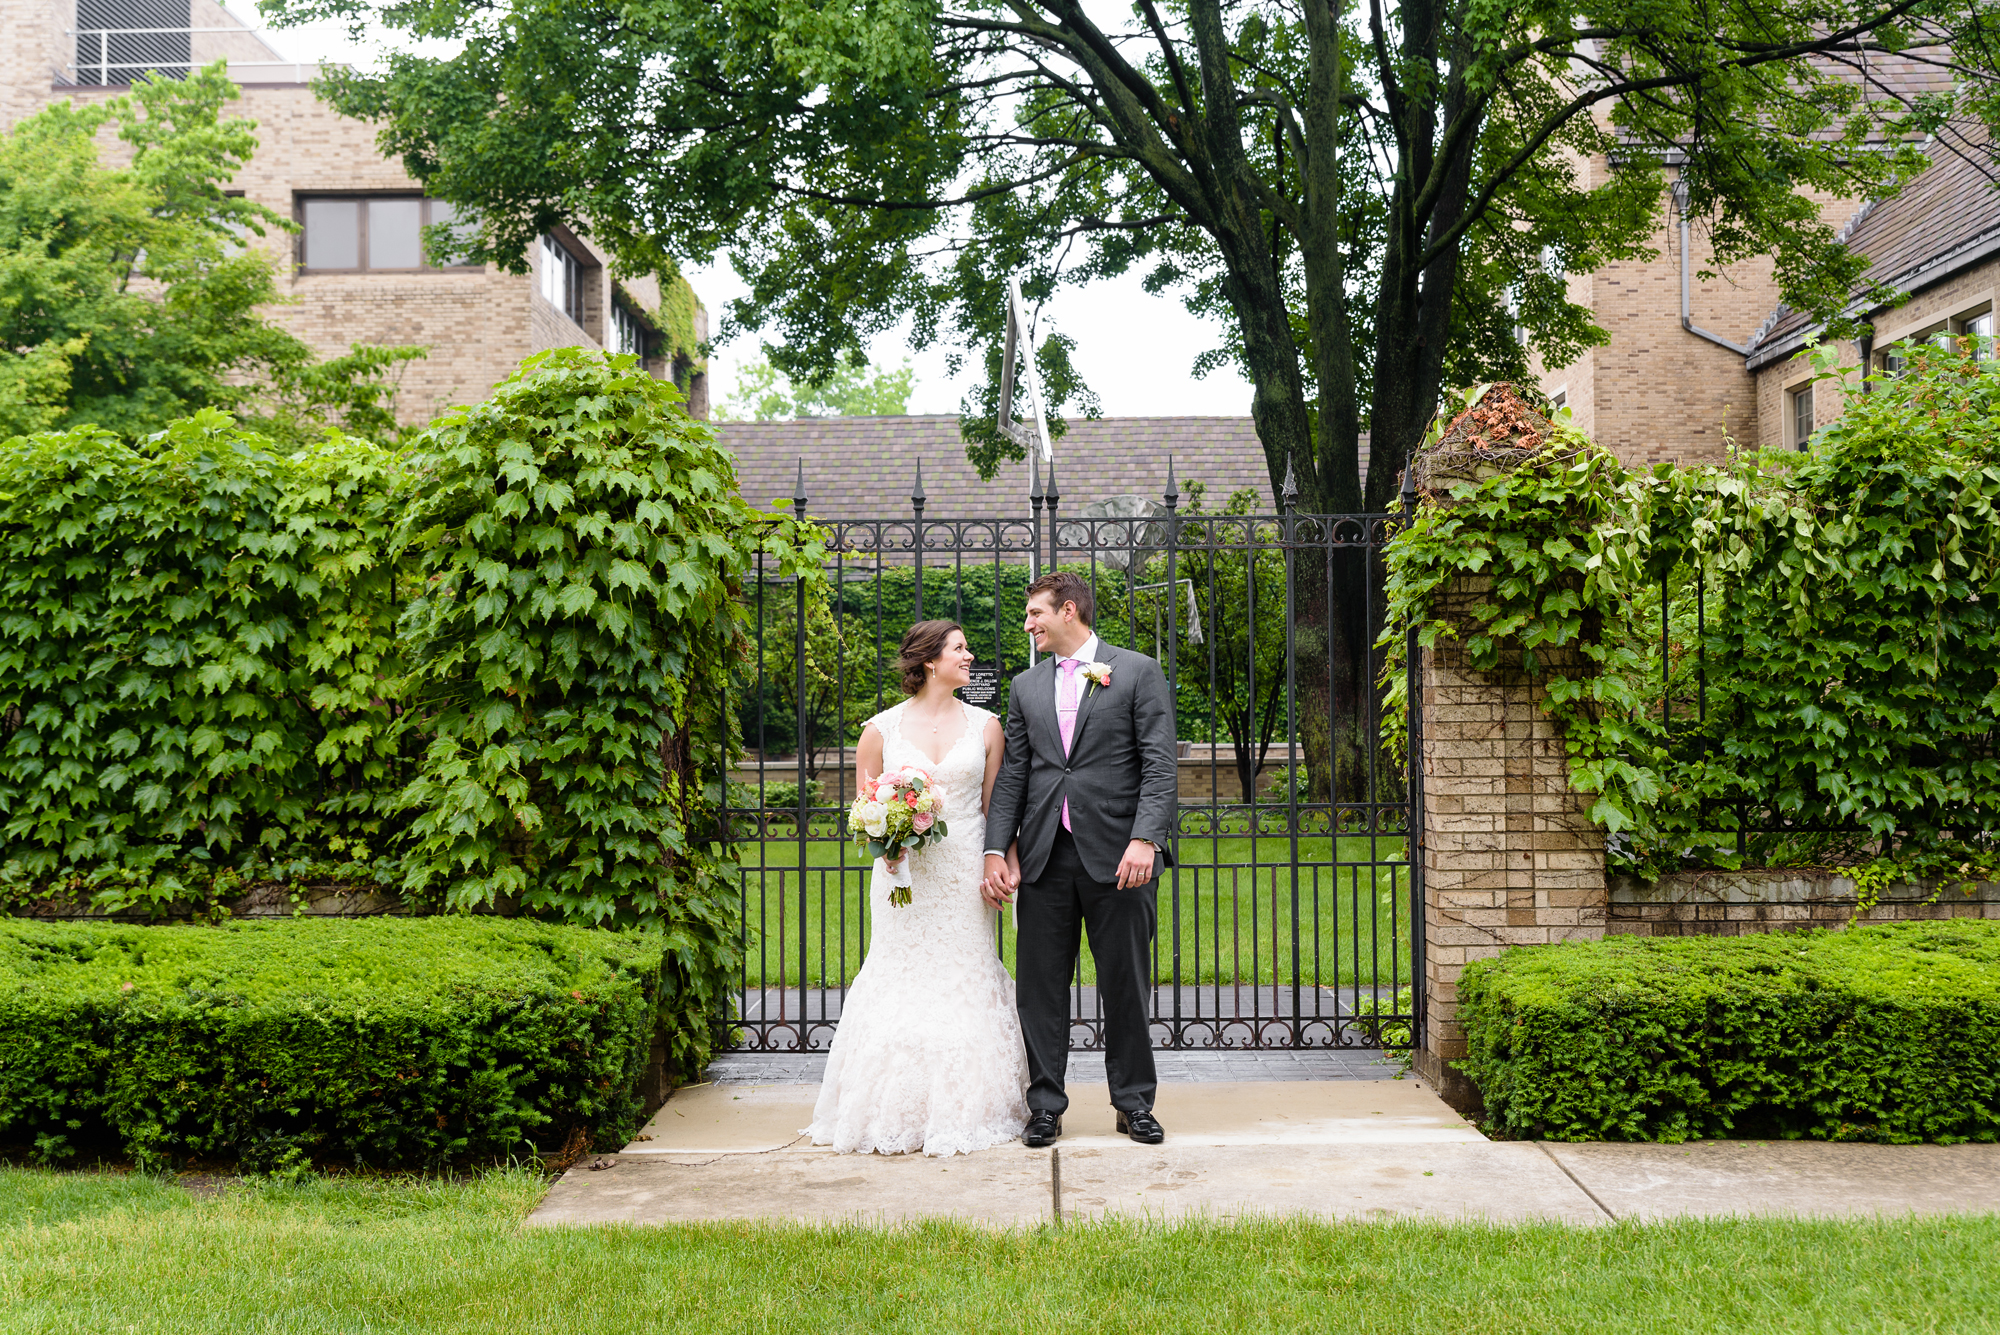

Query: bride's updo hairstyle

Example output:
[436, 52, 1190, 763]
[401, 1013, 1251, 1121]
[898, 619, 963, 695]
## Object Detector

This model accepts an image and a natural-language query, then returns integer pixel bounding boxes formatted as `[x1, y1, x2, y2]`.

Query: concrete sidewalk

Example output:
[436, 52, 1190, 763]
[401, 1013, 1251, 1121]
[525, 1079, 2000, 1228]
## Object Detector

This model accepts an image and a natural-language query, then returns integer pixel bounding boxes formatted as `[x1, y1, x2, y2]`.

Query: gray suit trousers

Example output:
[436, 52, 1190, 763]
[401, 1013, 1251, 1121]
[1016, 827, 1158, 1116]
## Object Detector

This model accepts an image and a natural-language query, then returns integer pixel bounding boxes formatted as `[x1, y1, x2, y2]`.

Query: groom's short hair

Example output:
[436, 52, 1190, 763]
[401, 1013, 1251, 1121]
[1027, 571, 1094, 628]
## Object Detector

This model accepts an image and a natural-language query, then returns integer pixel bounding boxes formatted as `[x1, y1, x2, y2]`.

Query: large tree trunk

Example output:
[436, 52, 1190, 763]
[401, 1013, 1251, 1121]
[1287, 546, 1377, 808]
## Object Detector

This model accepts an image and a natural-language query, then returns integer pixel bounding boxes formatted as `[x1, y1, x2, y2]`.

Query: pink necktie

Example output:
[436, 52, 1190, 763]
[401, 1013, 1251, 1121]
[1057, 658, 1080, 830]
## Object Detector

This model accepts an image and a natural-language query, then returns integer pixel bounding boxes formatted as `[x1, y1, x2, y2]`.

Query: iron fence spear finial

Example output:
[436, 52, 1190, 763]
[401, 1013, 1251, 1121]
[1044, 458, 1060, 573]
[793, 456, 808, 515]
[1281, 453, 1299, 512]
[911, 457, 927, 618]
[1164, 455, 1178, 511]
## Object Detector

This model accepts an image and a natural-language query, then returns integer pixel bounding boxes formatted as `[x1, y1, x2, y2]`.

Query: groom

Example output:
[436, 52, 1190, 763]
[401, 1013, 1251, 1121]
[983, 571, 1179, 1147]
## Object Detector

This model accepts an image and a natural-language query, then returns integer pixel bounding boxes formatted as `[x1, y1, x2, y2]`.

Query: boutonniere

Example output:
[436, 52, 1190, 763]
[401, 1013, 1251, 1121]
[1081, 661, 1112, 692]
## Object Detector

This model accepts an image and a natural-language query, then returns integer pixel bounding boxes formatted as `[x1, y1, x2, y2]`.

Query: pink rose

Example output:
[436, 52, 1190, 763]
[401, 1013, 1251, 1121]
[912, 811, 935, 833]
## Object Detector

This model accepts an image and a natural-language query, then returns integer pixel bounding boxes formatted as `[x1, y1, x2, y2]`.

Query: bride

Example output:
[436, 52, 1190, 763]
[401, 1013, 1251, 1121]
[805, 619, 1030, 1155]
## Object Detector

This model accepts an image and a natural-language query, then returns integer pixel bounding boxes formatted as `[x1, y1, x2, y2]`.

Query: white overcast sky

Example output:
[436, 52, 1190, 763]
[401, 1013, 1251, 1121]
[248, 2, 1256, 418]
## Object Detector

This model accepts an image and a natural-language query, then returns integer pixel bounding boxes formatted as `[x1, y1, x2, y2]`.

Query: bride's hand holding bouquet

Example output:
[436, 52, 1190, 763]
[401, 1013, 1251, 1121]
[850, 766, 951, 906]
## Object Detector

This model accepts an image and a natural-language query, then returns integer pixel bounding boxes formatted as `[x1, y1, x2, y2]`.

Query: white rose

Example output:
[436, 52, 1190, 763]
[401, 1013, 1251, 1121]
[857, 800, 886, 834]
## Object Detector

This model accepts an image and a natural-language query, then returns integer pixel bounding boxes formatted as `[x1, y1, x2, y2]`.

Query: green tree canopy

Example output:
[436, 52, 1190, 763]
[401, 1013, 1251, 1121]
[720, 355, 916, 420]
[266, 0, 1995, 512]
[0, 65, 421, 443]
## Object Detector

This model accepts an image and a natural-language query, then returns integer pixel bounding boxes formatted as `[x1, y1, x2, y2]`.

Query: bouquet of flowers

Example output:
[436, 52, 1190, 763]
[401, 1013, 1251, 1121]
[849, 766, 950, 906]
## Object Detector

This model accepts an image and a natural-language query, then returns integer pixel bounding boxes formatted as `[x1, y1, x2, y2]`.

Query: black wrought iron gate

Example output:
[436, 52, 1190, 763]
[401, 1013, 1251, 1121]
[721, 458, 1422, 1054]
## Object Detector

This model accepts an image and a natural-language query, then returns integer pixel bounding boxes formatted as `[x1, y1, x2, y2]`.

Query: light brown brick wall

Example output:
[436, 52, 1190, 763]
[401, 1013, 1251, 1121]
[1530, 272, 1599, 438]
[1535, 168, 1875, 468]
[289, 269, 536, 424]
[1607, 870, 2000, 935]
[0, 0, 68, 130]
[1753, 341, 1862, 451]
[4, 30, 698, 426]
[1611, 897, 2000, 935]
[1753, 254, 2000, 448]
[531, 289, 594, 359]
[1538, 206, 1775, 468]
[1412, 576, 1606, 1112]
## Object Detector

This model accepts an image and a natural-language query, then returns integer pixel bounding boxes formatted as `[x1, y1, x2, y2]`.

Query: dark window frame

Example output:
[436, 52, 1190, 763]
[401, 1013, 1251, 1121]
[1789, 382, 1814, 450]
[540, 233, 591, 328]
[1955, 307, 1994, 360]
[296, 194, 480, 273]
[610, 296, 654, 359]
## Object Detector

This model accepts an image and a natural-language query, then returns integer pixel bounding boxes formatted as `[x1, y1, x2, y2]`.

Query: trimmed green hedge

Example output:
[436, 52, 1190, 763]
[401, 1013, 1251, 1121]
[0, 918, 662, 1168]
[1457, 922, 2000, 1143]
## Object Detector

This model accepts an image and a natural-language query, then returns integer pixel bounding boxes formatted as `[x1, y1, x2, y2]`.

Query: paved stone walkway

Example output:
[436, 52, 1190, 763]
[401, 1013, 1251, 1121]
[527, 1077, 2000, 1228]
[705, 1048, 1403, 1085]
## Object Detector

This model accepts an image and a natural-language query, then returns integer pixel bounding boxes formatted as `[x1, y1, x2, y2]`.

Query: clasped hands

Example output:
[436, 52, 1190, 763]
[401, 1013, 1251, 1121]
[980, 848, 1020, 909]
[982, 839, 1160, 907]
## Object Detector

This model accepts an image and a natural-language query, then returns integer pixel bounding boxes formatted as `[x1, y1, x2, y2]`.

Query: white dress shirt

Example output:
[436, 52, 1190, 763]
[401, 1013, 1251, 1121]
[1056, 633, 1100, 712]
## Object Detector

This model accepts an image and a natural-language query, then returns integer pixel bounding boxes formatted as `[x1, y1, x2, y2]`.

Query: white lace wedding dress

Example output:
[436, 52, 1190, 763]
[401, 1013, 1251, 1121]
[805, 699, 1030, 1155]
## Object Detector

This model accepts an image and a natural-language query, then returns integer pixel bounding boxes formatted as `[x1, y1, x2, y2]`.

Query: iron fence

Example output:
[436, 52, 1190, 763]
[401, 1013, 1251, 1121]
[721, 455, 1422, 1052]
[1652, 561, 1863, 854]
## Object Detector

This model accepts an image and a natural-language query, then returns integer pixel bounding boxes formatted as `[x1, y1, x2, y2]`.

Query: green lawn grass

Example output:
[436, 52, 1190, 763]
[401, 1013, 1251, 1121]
[733, 836, 1414, 989]
[2, 1167, 1996, 1334]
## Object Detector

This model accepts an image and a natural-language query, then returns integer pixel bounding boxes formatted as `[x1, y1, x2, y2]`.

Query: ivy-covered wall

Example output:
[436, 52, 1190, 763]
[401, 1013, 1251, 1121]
[0, 349, 824, 1080]
[652, 272, 706, 374]
[1387, 350, 2000, 894]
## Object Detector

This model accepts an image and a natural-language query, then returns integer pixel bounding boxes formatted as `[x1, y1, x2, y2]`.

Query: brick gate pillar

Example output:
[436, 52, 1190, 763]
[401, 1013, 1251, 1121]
[1411, 577, 1607, 1112]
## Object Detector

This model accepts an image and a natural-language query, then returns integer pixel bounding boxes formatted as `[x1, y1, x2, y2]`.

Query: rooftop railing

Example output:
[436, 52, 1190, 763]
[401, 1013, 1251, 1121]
[64, 26, 338, 86]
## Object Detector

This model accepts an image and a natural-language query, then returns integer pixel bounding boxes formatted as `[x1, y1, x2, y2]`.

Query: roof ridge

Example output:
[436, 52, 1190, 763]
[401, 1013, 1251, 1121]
[713, 413, 1263, 426]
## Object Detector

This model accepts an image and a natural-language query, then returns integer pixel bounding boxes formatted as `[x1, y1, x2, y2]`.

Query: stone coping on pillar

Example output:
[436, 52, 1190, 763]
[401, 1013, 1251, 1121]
[1609, 870, 2000, 907]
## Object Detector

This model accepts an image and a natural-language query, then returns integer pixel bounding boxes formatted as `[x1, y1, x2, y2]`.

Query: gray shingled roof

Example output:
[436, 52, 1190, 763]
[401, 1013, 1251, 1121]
[1619, 43, 1956, 152]
[1746, 122, 2000, 368]
[715, 415, 1350, 519]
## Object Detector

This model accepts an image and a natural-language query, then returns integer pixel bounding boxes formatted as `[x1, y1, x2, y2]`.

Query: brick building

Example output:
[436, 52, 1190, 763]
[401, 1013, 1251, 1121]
[1745, 128, 2000, 448]
[1534, 60, 1995, 463]
[0, 0, 708, 425]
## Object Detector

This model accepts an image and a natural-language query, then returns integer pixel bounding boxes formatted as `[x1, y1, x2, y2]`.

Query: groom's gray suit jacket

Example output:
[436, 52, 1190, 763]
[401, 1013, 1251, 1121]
[986, 641, 1179, 885]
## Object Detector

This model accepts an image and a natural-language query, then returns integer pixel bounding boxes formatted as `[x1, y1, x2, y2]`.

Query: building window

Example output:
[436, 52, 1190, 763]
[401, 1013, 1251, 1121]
[1878, 312, 1994, 376]
[540, 234, 588, 328]
[1789, 384, 1814, 450]
[611, 301, 651, 358]
[1959, 309, 1993, 360]
[1879, 334, 1940, 378]
[299, 197, 472, 271]
[1550, 388, 1567, 411]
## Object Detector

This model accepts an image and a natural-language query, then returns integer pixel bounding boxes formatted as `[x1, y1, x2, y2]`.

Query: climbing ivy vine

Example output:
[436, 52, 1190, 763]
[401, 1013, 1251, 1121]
[0, 350, 824, 1077]
[393, 349, 826, 1072]
[1385, 347, 2000, 888]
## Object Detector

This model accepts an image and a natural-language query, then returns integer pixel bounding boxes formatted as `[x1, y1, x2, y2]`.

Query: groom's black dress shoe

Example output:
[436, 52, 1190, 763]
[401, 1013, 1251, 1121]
[1023, 1111, 1062, 1147]
[1116, 1110, 1165, 1144]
